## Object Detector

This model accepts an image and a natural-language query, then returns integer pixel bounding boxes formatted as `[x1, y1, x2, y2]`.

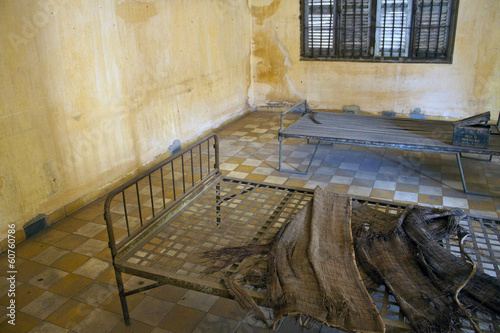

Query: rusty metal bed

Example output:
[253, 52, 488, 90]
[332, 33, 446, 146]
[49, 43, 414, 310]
[278, 100, 500, 197]
[104, 133, 500, 331]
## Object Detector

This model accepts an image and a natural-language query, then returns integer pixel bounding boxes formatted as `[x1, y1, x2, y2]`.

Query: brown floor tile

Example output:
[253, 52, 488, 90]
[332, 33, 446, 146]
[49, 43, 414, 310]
[209, 297, 248, 321]
[51, 252, 90, 272]
[158, 304, 206, 333]
[91, 213, 107, 225]
[109, 318, 154, 333]
[93, 228, 111, 242]
[244, 173, 267, 182]
[94, 247, 112, 262]
[27, 267, 68, 290]
[467, 199, 496, 212]
[20, 291, 68, 320]
[234, 165, 256, 173]
[52, 217, 88, 233]
[130, 296, 175, 326]
[325, 183, 349, 194]
[418, 194, 443, 206]
[46, 299, 94, 330]
[53, 233, 89, 251]
[395, 182, 419, 193]
[72, 308, 121, 333]
[70, 206, 103, 222]
[149, 284, 188, 303]
[224, 157, 247, 165]
[96, 266, 119, 286]
[100, 292, 146, 315]
[370, 188, 395, 201]
[30, 228, 69, 246]
[31, 246, 70, 266]
[193, 313, 240, 333]
[49, 273, 93, 298]
[0, 310, 41, 332]
[16, 260, 47, 283]
[29, 321, 68, 333]
[15, 241, 50, 260]
[74, 281, 116, 307]
[284, 178, 308, 188]
[0, 283, 44, 308]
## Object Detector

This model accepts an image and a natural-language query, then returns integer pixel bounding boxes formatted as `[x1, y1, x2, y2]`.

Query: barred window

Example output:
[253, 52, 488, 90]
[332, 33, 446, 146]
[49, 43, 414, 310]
[301, 0, 459, 63]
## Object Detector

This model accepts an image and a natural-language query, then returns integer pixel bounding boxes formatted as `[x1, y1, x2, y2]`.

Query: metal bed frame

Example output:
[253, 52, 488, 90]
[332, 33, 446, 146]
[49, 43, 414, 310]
[104, 133, 500, 331]
[278, 100, 500, 198]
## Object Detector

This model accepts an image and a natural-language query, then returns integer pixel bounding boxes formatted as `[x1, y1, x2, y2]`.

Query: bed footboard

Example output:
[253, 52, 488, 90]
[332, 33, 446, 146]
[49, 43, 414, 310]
[104, 134, 219, 260]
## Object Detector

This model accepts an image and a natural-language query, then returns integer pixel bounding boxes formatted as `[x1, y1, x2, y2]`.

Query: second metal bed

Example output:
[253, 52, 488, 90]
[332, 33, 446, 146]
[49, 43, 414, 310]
[278, 100, 500, 197]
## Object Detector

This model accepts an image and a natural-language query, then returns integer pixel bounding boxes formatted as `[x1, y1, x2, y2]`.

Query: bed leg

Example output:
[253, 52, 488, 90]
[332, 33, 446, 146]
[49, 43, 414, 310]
[278, 135, 284, 172]
[115, 269, 131, 326]
[456, 153, 499, 198]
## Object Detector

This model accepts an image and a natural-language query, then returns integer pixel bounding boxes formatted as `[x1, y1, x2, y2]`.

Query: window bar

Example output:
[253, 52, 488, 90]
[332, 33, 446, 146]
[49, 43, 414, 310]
[352, 0, 356, 56]
[181, 154, 186, 194]
[136, 182, 143, 226]
[382, 0, 388, 56]
[320, 0, 324, 56]
[444, 0, 453, 58]
[171, 161, 177, 201]
[360, 0, 364, 57]
[391, 0, 396, 56]
[416, 0, 425, 56]
[198, 144, 203, 180]
[426, 0, 435, 58]
[190, 149, 195, 187]
[399, 0, 405, 57]
[328, 0, 333, 56]
[122, 191, 131, 236]
[435, 0, 444, 57]
[342, 1, 347, 56]
[310, 0, 314, 56]
[148, 174, 155, 218]
[160, 167, 166, 209]
[301, 1, 306, 56]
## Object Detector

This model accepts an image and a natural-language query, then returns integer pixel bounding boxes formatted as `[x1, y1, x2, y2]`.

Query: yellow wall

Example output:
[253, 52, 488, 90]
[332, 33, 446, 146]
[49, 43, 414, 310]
[249, 0, 500, 119]
[0, 0, 251, 239]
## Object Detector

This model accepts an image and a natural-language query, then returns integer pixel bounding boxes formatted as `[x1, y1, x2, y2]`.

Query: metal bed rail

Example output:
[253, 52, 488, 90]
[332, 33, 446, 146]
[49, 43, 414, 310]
[104, 133, 219, 258]
[278, 99, 316, 174]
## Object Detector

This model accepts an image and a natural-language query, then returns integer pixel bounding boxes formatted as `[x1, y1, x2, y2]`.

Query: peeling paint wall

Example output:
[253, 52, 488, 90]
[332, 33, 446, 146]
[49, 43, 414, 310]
[249, 0, 500, 119]
[0, 0, 251, 238]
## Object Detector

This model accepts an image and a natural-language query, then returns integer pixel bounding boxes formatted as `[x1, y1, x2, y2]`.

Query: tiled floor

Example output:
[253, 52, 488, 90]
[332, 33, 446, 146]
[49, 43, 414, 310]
[1, 111, 499, 333]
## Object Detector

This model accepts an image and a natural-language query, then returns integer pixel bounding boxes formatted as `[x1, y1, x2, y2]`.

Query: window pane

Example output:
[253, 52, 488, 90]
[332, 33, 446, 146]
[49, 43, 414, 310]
[375, 0, 413, 57]
[304, 0, 336, 57]
[339, 0, 372, 57]
[413, 0, 452, 58]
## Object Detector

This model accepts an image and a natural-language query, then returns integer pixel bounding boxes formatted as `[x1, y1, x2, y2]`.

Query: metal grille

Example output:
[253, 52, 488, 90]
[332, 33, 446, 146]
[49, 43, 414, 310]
[413, 0, 453, 58]
[375, 0, 413, 57]
[105, 134, 219, 255]
[116, 177, 313, 298]
[302, 0, 458, 62]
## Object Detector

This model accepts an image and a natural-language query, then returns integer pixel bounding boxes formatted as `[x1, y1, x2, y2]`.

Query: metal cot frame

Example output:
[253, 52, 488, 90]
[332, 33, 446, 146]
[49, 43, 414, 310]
[278, 100, 500, 197]
[104, 133, 500, 331]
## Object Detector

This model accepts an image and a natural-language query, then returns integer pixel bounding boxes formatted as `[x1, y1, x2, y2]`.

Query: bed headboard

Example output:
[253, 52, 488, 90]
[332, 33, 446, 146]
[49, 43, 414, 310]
[104, 134, 220, 257]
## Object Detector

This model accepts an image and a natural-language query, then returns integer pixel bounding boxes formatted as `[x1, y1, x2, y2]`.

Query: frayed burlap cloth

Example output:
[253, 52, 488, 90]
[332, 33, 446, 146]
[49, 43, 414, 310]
[267, 186, 384, 332]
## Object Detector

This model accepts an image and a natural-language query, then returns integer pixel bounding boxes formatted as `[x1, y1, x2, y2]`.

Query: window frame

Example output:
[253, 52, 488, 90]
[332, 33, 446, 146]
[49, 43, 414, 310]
[300, 0, 460, 64]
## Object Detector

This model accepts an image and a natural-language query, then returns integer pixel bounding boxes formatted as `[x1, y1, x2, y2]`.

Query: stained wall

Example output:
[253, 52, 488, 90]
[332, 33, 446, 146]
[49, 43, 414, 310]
[0, 0, 251, 241]
[249, 0, 500, 119]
